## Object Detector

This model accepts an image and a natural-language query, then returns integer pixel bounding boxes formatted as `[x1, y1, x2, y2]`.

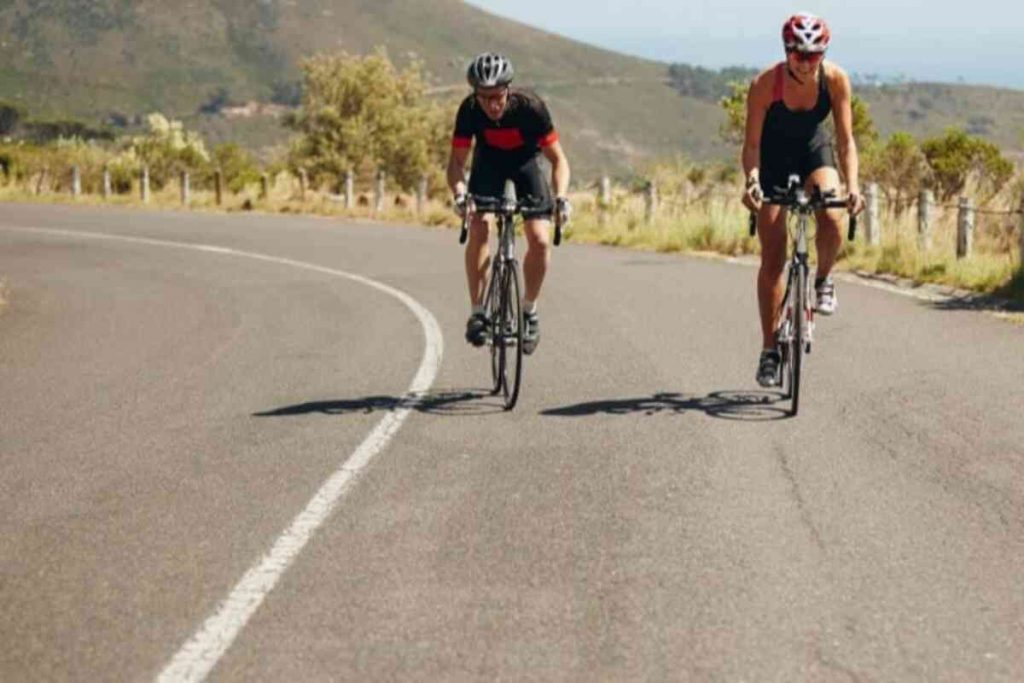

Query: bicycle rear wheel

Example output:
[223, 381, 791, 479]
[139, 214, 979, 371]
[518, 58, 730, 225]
[499, 262, 524, 410]
[789, 263, 807, 416]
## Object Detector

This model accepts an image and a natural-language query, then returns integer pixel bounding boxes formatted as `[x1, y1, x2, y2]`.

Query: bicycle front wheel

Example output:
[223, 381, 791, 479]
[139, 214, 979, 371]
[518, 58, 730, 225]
[789, 263, 807, 416]
[486, 262, 503, 395]
[499, 262, 524, 410]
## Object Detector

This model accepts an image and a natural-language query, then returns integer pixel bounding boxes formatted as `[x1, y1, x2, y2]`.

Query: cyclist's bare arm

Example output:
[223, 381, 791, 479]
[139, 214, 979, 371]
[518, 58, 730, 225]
[742, 70, 773, 202]
[447, 146, 471, 196]
[826, 64, 863, 211]
[541, 140, 570, 198]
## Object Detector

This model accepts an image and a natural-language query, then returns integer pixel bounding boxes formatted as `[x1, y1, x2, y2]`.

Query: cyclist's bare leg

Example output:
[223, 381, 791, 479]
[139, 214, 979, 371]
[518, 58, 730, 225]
[757, 204, 788, 349]
[522, 217, 552, 304]
[806, 166, 843, 280]
[464, 214, 492, 307]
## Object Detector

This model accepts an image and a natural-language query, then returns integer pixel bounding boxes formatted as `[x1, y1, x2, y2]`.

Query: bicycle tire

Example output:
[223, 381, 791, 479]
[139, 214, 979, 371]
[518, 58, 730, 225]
[790, 262, 807, 416]
[500, 262, 524, 410]
[486, 262, 503, 395]
[777, 268, 794, 400]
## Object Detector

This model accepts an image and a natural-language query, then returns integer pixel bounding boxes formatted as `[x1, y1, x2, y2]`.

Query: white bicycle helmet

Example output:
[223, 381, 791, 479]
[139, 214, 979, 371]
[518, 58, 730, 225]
[466, 53, 514, 89]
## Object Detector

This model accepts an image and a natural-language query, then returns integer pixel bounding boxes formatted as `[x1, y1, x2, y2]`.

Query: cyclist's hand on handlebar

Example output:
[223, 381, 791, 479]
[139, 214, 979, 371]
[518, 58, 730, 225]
[742, 179, 764, 212]
[555, 196, 573, 226]
[453, 192, 469, 218]
[848, 191, 866, 215]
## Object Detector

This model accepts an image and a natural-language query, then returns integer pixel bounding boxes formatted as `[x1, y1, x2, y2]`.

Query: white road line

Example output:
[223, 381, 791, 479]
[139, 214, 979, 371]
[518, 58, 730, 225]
[1, 226, 443, 682]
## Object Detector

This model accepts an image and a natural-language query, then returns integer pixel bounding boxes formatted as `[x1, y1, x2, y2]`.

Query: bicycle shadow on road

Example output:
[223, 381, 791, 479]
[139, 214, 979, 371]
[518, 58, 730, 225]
[253, 388, 507, 419]
[541, 390, 790, 422]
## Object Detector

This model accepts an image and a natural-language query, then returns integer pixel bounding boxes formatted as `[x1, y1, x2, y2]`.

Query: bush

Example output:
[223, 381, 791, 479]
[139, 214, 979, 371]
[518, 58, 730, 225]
[287, 49, 449, 192]
[921, 128, 1014, 202]
[209, 143, 261, 193]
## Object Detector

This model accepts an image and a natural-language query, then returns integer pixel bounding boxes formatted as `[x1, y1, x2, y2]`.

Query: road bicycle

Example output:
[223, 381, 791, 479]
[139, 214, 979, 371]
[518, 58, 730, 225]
[459, 194, 563, 410]
[749, 175, 856, 416]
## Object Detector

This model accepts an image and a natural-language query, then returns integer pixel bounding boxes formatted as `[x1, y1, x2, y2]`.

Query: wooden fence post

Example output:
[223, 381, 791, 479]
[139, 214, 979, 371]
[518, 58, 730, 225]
[956, 196, 974, 259]
[71, 165, 81, 198]
[599, 175, 611, 227]
[102, 165, 111, 199]
[180, 170, 190, 206]
[644, 180, 657, 225]
[259, 173, 269, 200]
[298, 168, 308, 202]
[1018, 197, 1024, 267]
[345, 170, 354, 209]
[140, 166, 150, 203]
[917, 189, 933, 252]
[416, 174, 428, 216]
[35, 167, 47, 195]
[214, 169, 223, 206]
[865, 182, 881, 246]
[374, 170, 386, 213]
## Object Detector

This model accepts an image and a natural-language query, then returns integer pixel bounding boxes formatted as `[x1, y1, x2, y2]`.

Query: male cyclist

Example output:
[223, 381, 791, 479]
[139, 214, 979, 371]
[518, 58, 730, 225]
[741, 14, 866, 387]
[447, 53, 572, 355]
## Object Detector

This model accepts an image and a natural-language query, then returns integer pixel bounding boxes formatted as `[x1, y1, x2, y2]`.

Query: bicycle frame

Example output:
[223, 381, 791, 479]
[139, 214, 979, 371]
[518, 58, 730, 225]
[777, 211, 814, 352]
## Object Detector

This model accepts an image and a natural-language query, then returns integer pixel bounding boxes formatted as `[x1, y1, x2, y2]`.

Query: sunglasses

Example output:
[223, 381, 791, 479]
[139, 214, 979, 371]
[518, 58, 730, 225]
[788, 50, 825, 63]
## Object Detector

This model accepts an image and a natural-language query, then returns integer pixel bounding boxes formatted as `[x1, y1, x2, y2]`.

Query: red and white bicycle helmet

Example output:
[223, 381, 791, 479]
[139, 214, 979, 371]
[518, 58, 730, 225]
[782, 13, 831, 53]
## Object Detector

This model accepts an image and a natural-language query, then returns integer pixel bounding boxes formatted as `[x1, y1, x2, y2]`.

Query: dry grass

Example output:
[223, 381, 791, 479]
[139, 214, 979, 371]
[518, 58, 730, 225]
[568, 189, 758, 257]
[840, 207, 1020, 296]
[3, 177, 1022, 306]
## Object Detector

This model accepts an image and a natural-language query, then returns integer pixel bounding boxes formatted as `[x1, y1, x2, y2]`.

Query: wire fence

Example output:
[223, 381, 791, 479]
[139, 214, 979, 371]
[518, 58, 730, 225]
[583, 175, 1024, 263]
[11, 162, 1024, 265]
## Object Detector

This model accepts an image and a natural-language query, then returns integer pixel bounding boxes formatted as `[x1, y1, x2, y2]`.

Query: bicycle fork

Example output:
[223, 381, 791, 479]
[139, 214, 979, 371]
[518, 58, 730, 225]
[794, 222, 815, 353]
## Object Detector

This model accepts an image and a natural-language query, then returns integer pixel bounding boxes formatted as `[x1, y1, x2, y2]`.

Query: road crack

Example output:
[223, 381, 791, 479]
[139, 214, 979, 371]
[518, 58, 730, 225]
[776, 446, 826, 552]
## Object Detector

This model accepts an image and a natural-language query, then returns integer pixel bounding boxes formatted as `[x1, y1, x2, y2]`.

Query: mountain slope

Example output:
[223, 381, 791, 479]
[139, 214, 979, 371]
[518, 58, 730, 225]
[0, 0, 711, 173]
[2, 1, 1021, 176]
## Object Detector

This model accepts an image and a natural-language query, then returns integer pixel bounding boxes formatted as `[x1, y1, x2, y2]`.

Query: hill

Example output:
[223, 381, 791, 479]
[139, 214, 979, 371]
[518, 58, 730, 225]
[1, 1, 1020, 177]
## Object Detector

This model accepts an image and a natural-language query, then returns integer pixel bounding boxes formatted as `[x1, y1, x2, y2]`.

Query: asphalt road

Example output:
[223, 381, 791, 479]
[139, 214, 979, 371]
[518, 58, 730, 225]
[2, 204, 1022, 681]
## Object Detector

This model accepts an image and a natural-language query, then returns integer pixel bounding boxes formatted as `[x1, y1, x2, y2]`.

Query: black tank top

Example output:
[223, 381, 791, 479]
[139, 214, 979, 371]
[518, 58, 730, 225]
[761, 63, 832, 153]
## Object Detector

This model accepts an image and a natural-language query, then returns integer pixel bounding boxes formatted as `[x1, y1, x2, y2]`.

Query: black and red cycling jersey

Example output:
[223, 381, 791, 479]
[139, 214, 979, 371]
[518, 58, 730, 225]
[451, 89, 560, 165]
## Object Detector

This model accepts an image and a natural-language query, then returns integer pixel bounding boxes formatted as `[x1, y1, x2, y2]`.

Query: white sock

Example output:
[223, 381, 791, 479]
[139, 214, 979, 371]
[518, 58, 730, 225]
[524, 300, 537, 314]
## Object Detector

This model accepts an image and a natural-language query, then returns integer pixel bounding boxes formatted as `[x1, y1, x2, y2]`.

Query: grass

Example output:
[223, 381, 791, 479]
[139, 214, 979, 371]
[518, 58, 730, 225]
[567, 191, 758, 256]
[4, 177, 1022, 307]
[0, 277, 7, 314]
[840, 209, 1021, 297]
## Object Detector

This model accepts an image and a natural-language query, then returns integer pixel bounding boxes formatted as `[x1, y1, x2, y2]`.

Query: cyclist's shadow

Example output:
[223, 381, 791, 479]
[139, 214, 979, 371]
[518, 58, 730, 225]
[253, 387, 507, 419]
[541, 390, 790, 421]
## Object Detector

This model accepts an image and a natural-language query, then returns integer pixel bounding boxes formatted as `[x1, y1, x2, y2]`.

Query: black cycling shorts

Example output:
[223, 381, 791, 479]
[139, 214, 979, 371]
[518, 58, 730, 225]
[759, 142, 837, 195]
[468, 152, 553, 220]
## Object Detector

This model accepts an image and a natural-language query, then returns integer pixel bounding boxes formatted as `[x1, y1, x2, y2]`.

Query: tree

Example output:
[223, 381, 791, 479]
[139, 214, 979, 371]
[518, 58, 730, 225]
[718, 80, 747, 145]
[0, 100, 26, 136]
[850, 95, 879, 153]
[210, 143, 260, 193]
[863, 132, 928, 216]
[286, 49, 448, 191]
[119, 113, 210, 189]
[199, 87, 233, 115]
[921, 127, 1014, 202]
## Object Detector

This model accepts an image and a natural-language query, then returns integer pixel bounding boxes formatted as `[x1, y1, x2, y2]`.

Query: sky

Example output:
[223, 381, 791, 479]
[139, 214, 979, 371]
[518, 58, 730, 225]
[466, 0, 1024, 89]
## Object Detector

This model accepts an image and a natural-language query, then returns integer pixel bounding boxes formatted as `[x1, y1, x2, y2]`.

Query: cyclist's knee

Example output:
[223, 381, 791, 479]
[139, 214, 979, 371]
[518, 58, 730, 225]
[523, 220, 551, 251]
[759, 248, 786, 279]
[467, 216, 491, 242]
[816, 209, 843, 232]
